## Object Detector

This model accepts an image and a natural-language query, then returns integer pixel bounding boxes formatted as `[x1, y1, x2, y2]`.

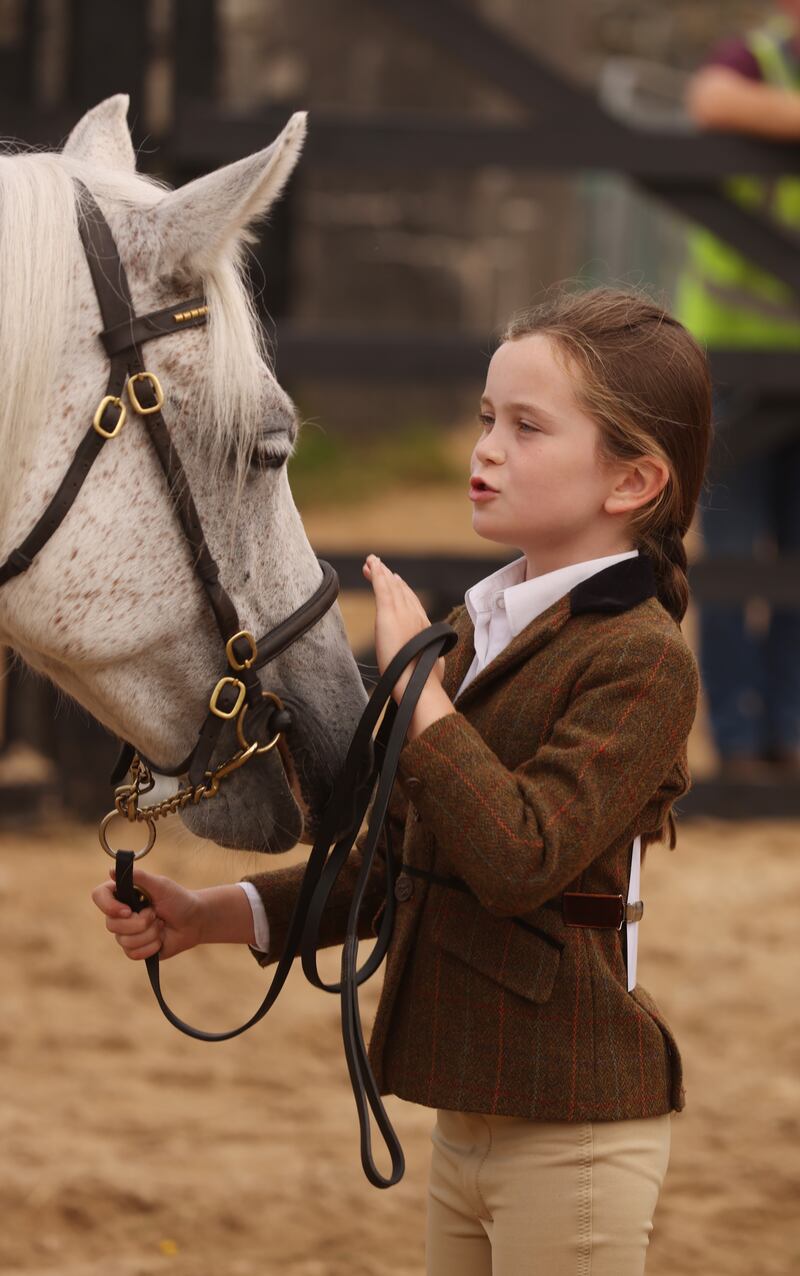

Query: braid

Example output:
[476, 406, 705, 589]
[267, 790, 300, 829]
[636, 524, 690, 852]
[637, 523, 690, 627]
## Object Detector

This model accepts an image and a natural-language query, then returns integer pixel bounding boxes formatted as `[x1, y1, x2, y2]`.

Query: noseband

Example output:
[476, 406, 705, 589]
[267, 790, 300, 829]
[0, 179, 457, 1189]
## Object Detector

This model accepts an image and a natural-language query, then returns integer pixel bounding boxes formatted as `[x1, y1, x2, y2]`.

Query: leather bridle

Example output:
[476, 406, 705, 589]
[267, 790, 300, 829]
[0, 179, 457, 1189]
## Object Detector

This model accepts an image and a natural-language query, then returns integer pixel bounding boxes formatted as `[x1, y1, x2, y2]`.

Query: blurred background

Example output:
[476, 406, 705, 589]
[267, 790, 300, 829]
[0, 3, 798, 1275]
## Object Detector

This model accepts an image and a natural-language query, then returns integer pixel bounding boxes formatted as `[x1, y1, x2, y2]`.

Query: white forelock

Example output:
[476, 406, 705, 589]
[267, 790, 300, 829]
[0, 145, 279, 538]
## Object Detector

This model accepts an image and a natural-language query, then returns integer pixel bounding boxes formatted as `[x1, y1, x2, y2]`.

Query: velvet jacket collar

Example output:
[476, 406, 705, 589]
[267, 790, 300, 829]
[444, 551, 659, 710]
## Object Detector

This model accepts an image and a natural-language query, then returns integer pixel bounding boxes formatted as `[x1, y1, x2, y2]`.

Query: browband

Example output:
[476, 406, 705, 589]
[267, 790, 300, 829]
[100, 298, 209, 358]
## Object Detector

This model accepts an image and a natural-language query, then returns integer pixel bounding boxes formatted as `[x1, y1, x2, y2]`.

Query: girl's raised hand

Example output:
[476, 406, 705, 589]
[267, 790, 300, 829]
[91, 866, 205, 961]
[363, 554, 445, 699]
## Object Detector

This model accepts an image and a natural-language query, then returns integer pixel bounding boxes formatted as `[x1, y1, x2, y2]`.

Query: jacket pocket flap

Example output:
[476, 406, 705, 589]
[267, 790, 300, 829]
[430, 885, 563, 1004]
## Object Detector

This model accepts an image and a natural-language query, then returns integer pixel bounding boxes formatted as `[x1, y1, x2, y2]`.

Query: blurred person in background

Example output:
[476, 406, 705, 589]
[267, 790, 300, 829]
[674, 2, 800, 779]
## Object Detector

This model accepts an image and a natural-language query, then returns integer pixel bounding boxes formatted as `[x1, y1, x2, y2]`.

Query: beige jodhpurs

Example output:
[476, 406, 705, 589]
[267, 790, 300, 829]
[427, 1108, 671, 1276]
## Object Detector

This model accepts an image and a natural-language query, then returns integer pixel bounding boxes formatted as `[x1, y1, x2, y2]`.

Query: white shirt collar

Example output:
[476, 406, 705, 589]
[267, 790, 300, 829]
[464, 549, 640, 636]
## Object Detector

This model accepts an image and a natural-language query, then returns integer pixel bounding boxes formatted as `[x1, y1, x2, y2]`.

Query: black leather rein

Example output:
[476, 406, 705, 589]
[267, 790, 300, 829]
[0, 178, 457, 1189]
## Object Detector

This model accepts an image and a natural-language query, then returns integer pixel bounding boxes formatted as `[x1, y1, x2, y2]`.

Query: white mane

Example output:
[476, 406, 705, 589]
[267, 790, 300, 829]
[0, 146, 275, 537]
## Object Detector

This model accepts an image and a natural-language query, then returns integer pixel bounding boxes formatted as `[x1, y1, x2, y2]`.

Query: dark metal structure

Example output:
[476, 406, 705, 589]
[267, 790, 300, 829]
[1, 0, 797, 817]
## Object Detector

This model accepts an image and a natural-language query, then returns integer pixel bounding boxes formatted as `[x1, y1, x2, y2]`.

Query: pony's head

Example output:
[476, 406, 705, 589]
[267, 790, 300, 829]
[0, 95, 368, 853]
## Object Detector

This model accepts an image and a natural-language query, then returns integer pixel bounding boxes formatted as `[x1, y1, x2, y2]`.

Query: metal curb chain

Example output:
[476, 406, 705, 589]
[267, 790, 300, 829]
[98, 680, 283, 858]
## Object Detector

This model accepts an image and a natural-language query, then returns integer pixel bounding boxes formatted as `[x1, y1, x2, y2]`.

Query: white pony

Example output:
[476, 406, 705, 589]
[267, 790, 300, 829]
[0, 95, 368, 853]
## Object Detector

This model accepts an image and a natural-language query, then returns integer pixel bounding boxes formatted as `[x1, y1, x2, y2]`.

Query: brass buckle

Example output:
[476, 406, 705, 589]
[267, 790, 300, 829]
[225, 629, 258, 672]
[127, 371, 165, 415]
[93, 395, 127, 439]
[209, 676, 246, 720]
[236, 691, 284, 756]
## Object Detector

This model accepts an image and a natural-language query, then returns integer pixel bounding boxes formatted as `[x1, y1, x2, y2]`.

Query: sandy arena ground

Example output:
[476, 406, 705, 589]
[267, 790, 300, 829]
[1, 816, 798, 1276]
[1, 434, 798, 1273]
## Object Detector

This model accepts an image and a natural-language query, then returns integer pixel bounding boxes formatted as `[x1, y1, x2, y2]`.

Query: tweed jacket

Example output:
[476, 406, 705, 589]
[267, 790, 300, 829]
[244, 553, 699, 1122]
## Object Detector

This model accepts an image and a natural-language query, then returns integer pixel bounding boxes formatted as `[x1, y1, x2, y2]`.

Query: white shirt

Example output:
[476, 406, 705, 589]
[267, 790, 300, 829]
[457, 548, 639, 698]
[240, 548, 641, 963]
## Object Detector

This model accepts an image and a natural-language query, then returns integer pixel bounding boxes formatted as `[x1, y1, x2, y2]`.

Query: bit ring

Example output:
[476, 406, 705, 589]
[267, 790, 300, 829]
[99, 810, 157, 860]
[236, 691, 284, 755]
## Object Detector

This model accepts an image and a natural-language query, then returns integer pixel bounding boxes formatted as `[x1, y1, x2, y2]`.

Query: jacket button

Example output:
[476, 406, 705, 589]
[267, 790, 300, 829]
[394, 874, 414, 902]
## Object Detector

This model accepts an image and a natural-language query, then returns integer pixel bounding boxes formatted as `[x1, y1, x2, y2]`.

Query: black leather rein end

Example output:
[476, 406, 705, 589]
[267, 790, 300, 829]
[113, 850, 150, 913]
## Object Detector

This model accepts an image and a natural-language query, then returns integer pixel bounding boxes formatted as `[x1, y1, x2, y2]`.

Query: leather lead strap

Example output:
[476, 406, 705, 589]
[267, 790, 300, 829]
[136, 622, 458, 1189]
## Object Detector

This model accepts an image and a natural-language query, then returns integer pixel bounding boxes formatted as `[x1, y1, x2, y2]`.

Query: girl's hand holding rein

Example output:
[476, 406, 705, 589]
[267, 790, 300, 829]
[91, 867, 256, 960]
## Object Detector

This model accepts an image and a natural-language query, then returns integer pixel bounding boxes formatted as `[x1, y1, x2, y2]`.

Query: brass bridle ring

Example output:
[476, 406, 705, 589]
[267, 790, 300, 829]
[99, 810, 157, 860]
[236, 691, 285, 756]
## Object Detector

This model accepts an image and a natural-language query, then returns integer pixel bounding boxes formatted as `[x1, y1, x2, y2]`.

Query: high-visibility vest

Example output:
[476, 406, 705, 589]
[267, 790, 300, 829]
[673, 16, 800, 347]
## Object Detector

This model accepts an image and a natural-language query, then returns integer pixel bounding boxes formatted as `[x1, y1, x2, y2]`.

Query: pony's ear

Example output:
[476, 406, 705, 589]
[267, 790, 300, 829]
[62, 94, 136, 171]
[150, 111, 307, 279]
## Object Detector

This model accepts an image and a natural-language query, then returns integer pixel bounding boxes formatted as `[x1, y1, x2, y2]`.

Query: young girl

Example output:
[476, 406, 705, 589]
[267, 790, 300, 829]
[93, 285, 711, 1275]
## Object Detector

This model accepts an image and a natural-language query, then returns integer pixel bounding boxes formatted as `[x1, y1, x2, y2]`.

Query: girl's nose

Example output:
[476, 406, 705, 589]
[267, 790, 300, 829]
[474, 438, 504, 464]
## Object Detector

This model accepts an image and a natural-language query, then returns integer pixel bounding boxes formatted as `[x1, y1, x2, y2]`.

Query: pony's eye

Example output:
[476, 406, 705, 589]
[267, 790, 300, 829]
[248, 440, 291, 472]
[251, 450, 288, 471]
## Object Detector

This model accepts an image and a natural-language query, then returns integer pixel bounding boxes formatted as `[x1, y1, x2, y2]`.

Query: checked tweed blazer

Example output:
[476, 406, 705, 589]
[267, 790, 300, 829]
[244, 553, 699, 1122]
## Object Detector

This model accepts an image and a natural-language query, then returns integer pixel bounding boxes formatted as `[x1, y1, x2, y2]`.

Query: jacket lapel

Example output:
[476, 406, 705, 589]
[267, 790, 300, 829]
[446, 598, 571, 709]
[443, 552, 658, 710]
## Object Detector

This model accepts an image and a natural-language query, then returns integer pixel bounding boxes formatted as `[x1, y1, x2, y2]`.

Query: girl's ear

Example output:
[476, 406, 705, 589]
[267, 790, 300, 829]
[148, 111, 307, 282]
[62, 93, 136, 172]
[605, 456, 670, 515]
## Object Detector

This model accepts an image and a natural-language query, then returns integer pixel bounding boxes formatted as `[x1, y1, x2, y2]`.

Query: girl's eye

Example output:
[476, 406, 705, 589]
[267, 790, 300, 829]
[477, 412, 538, 433]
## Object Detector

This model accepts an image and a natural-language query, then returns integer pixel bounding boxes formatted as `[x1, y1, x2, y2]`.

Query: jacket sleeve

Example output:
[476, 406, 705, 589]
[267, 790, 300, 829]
[395, 626, 699, 916]
[239, 779, 410, 968]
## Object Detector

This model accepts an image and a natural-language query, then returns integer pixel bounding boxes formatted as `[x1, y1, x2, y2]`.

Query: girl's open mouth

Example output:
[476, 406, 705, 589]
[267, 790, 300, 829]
[469, 477, 499, 502]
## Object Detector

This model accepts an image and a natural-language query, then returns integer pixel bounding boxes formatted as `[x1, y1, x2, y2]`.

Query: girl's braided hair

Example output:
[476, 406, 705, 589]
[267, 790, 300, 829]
[501, 285, 712, 627]
[501, 285, 713, 849]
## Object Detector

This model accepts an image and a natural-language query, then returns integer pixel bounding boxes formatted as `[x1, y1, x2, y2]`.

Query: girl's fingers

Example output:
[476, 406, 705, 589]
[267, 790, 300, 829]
[114, 865, 163, 896]
[120, 936, 162, 961]
[367, 557, 423, 611]
[92, 880, 132, 919]
[116, 918, 162, 953]
[105, 906, 157, 936]
[392, 573, 431, 624]
[366, 558, 396, 604]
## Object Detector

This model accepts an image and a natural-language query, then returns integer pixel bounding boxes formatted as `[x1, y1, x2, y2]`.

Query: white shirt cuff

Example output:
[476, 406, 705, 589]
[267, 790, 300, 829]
[237, 881, 270, 954]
